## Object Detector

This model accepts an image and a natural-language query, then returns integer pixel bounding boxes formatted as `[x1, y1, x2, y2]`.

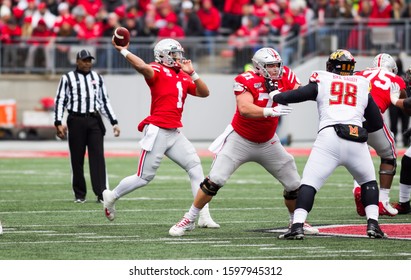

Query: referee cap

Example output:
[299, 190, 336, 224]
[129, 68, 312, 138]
[76, 49, 95, 60]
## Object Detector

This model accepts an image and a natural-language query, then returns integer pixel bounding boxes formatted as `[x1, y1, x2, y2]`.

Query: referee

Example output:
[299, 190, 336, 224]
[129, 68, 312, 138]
[54, 49, 120, 203]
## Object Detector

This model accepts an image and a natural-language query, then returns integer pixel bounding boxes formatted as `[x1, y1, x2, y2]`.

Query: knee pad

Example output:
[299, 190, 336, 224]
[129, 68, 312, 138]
[361, 180, 379, 207]
[400, 155, 411, 184]
[283, 189, 299, 200]
[200, 177, 222, 196]
[379, 158, 396, 176]
[295, 185, 316, 212]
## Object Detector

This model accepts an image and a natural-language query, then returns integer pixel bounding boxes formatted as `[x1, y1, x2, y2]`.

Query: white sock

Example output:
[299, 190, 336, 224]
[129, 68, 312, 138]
[293, 208, 308, 224]
[365, 204, 379, 221]
[399, 183, 411, 203]
[185, 204, 201, 222]
[379, 188, 390, 202]
[188, 164, 212, 216]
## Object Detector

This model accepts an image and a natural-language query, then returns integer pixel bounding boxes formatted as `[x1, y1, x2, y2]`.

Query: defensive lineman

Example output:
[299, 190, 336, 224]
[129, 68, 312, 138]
[272, 49, 386, 239]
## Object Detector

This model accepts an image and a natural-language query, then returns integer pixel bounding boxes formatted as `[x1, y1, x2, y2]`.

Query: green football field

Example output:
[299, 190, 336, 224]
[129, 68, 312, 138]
[0, 155, 410, 262]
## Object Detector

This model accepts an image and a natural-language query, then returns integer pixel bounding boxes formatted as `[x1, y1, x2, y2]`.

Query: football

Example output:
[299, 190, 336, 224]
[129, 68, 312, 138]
[113, 27, 130, 47]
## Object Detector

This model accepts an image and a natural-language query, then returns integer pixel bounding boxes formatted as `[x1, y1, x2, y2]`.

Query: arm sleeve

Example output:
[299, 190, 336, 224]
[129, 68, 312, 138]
[53, 75, 68, 126]
[363, 95, 383, 133]
[272, 82, 318, 104]
[97, 74, 118, 125]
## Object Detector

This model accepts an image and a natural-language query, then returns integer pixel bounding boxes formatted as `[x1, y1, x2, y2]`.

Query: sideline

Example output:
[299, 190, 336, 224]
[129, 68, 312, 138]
[0, 140, 407, 158]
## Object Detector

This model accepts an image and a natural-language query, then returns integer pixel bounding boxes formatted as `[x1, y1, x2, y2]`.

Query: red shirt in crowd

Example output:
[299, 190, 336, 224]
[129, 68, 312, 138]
[197, 0, 221, 32]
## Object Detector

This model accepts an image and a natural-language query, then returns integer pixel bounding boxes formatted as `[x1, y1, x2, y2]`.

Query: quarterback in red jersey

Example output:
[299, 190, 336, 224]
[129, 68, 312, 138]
[103, 38, 219, 229]
[169, 47, 319, 237]
[353, 53, 407, 217]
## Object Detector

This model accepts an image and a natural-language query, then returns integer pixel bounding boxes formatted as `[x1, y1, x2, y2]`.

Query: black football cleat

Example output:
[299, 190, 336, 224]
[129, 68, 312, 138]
[367, 219, 387, 239]
[279, 223, 304, 240]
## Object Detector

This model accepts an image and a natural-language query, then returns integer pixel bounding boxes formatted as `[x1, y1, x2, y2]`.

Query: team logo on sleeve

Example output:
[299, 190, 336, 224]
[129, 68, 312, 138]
[254, 83, 262, 88]
[233, 82, 245, 91]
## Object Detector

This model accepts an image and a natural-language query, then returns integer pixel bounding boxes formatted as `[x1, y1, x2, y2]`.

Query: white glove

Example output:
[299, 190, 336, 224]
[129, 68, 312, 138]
[263, 105, 292, 117]
[390, 82, 400, 105]
[269, 90, 281, 100]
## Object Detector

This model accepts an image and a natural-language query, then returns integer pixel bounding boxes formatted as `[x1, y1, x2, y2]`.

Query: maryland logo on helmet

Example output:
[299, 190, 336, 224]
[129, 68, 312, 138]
[326, 49, 356, 76]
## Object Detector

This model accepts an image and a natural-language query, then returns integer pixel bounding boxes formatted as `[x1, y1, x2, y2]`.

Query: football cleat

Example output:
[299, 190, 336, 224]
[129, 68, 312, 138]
[0, 221, 3, 235]
[393, 201, 411, 214]
[103, 190, 116, 221]
[367, 219, 387, 239]
[74, 198, 86, 203]
[379, 200, 398, 216]
[198, 210, 220, 228]
[288, 222, 319, 235]
[279, 223, 305, 240]
[169, 216, 195, 237]
[353, 186, 366, 217]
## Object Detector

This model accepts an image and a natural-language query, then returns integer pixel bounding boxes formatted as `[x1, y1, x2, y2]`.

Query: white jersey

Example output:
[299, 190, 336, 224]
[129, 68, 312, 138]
[310, 71, 371, 131]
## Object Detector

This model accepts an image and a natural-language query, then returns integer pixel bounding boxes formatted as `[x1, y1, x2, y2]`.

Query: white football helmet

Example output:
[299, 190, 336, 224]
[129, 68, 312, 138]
[372, 53, 398, 74]
[252, 47, 283, 80]
[154, 38, 185, 68]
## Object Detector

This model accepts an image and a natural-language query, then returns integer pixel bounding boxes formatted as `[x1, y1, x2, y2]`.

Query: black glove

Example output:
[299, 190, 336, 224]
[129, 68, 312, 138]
[265, 79, 278, 92]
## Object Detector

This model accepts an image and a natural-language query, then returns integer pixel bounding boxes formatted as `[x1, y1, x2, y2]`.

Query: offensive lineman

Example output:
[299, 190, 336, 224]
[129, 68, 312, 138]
[102, 38, 219, 229]
[353, 53, 407, 217]
[272, 49, 386, 239]
[169, 47, 319, 237]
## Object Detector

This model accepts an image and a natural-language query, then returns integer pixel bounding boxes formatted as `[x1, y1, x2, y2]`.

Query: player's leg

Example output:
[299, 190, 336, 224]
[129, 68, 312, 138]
[169, 132, 245, 236]
[367, 127, 398, 216]
[257, 135, 302, 228]
[345, 140, 387, 238]
[166, 131, 220, 228]
[169, 178, 220, 236]
[103, 128, 167, 221]
[279, 129, 341, 239]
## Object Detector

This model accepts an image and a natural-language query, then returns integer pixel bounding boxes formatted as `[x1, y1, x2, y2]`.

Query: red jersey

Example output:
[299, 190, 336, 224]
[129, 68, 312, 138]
[231, 66, 300, 143]
[355, 68, 406, 113]
[138, 62, 197, 131]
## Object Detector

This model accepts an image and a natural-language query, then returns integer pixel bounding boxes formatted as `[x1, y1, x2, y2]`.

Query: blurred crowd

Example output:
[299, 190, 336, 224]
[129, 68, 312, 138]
[1, 0, 410, 45]
[0, 0, 410, 72]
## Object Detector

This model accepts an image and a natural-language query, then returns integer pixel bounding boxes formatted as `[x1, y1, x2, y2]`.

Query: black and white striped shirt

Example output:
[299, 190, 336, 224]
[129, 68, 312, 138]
[54, 70, 118, 126]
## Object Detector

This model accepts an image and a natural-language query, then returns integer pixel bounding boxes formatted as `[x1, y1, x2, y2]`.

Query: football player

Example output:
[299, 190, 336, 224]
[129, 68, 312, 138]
[271, 49, 386, 239]
[169, 47, 319, 237]
[103, 38, 220, 229]
[353, 53, 407, 217]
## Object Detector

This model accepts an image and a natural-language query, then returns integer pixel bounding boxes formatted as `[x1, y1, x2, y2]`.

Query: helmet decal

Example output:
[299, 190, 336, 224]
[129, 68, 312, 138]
[326, 49, 356, 76]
